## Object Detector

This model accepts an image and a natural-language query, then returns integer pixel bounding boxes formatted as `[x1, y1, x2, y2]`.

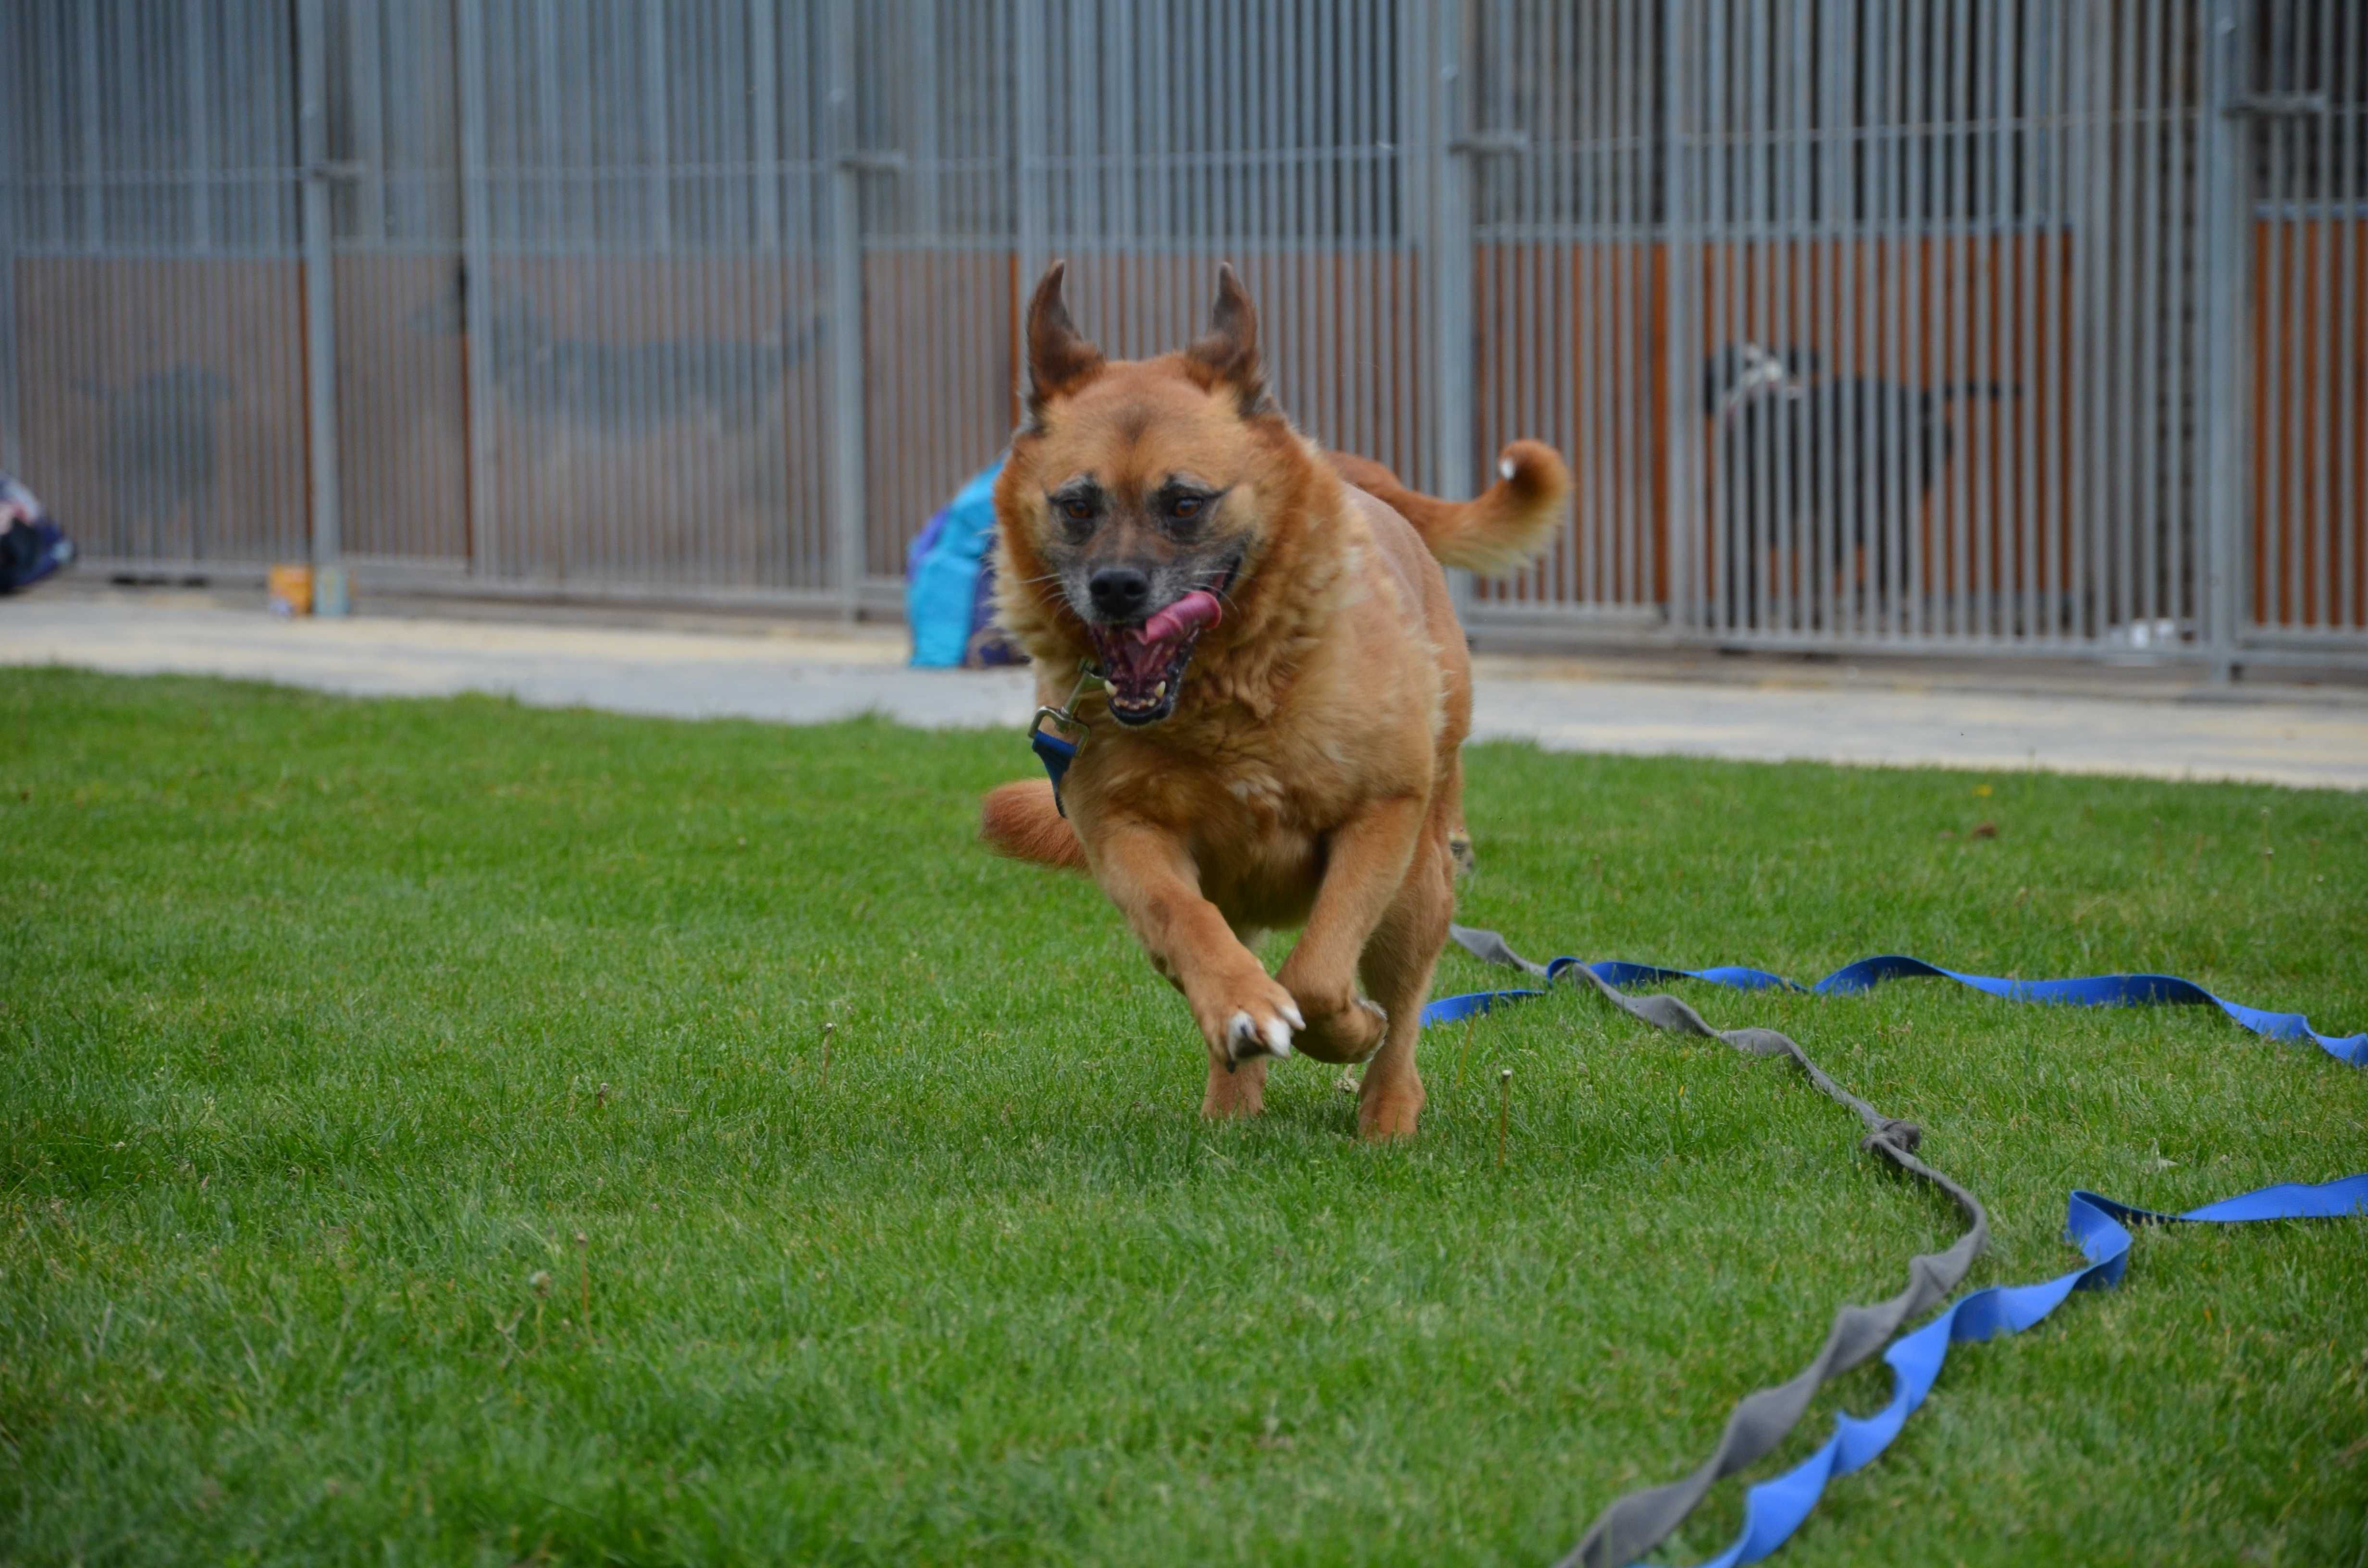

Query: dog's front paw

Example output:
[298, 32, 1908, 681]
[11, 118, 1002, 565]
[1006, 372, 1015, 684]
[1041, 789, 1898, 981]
[1289, 995, 1388, 1064]
[1195, 974, 1304, 1070]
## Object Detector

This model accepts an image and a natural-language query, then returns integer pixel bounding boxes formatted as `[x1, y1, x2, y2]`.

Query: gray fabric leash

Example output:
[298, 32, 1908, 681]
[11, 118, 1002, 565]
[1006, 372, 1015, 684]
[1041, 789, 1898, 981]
[1446, 924, 1991, 1568]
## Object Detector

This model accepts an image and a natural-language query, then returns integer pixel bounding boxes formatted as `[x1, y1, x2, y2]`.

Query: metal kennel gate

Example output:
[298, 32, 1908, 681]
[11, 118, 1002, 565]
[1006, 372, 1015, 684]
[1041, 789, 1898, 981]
[0, 1, 2361, 672]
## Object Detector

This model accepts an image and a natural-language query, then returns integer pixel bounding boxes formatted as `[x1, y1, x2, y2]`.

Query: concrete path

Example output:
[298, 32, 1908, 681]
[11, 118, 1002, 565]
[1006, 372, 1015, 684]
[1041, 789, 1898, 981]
[6, 590, 2365, 791]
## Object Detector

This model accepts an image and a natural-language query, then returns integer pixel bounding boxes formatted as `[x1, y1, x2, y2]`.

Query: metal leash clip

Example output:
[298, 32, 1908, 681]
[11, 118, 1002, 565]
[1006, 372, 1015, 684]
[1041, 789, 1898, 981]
[1026, 662, 1104, 818]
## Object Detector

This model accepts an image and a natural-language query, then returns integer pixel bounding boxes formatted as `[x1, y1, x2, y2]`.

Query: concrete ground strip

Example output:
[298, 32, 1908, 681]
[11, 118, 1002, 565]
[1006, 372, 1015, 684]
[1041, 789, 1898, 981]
[5, 591, 2363, 791]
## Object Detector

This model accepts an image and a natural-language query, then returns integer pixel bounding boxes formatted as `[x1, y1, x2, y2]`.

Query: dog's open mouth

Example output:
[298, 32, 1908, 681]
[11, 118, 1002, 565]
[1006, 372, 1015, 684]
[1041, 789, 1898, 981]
[1087, 588, 1225, 726]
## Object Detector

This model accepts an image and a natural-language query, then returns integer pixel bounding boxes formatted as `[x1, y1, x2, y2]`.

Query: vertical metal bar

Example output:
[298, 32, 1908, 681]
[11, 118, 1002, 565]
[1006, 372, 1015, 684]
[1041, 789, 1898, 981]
[1970, 0, 1997, 640]
[1790, 0, 1813, 637]
[1068, 0, 1099, 258]
[2066, 0, 2095, 641]
[2309, 0, 2334, 629]
[1783, 0, 1811, 639]
[1593, 0, 1615, 609]
[1711, 0, 1737, 632]
[1838, 0, 1866, 639]
[1943, 0, 1969, 639]
[2162, 0, 2191, 642]
[1876, 0, 1902, 637]
[1382, 0, 1392, 476]
[2338, 0, 2360, 634]
[1316, 0, 1335, 447]
[1665, 0, 1697, 633]
[750, 0, 785, 590]
[185, 0, 213, 250]
[2110, 0, 2139, 639]
[648, 0, 679, 588]
[456, 0, 496, 578]
[0, 0, 21, 478]
[79, 0, 101, 253]
[352, 0, 385, 245]
[913, 0, 941, 240]
[2260, 0, 2290, 635]
[1364, 0, 1382, 474]
[1016, 0, 1046, 377]
[2279, 0, 2304, 633]
[1819, 0, 1848, 639]
[1186, 0, 1205, 352]
[1747, 0, 1772, 635]
[1431, 0, 1476, 617]
[2015, 0, 2039, 643]
[1394, 0, 1426, 485]
[2133, 0, 2163, 637]
[1149, 0, 1174, 357]
[641, 0, 668, 251]
[1275, 0, 1296, 437]
[1577, 0, 1603, 605]
[827, 0, 866, 615]
[1912, 0, 1938, 638]
[298, 0, 345, 604]
[1757, 0, 1785, 633]
[1122, 0, 1147, 357]
[2197, 0, 2248, 677]
[1503, 0, 1524, 592]
[753, 0, 779, 248]
[1752, 0, 1778, 630]
[1616, 0, 1641, 610]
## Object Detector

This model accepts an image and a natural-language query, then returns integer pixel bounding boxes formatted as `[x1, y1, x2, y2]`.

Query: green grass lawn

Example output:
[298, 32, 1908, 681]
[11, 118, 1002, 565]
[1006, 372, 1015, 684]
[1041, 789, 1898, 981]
[2, 669, 2364, 1568]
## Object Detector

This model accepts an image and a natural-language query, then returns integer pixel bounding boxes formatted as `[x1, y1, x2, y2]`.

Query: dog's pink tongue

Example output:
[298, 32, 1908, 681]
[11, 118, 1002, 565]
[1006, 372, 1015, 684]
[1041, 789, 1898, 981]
[1135, 589, 1223, 647]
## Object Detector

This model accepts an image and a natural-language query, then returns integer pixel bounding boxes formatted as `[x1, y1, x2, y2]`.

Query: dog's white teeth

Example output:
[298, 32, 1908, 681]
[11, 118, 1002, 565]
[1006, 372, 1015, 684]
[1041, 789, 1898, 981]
[1262, 1015, 1294, 1057]
[1152, 680, 1166, 699]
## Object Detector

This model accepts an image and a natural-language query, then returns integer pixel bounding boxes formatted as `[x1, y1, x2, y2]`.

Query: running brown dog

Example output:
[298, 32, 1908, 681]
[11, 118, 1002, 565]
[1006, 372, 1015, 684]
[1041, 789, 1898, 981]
[981, 262, 1569, 1138]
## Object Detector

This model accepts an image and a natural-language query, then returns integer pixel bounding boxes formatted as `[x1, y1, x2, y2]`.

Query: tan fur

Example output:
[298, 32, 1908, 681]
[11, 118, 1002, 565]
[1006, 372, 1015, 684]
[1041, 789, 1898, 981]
[980, 263, 1567, 1138]
[1324, 441, 1571, 573]
[980, 778, 1090, 871]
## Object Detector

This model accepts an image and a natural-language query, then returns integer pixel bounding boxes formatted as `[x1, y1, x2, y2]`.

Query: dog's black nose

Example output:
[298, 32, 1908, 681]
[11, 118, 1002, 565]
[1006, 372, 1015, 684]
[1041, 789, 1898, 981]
[1087, 565, 1152, 620]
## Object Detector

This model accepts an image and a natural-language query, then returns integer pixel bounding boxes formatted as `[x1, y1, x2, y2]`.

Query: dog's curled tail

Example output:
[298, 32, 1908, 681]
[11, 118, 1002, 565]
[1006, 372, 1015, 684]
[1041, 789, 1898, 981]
[1328, 440, 1572, 574]
[981, 778, 1090, 872]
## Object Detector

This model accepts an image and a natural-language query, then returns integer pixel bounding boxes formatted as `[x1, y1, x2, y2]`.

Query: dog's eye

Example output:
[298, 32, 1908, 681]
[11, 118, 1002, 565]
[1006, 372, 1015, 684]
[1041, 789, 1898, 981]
[1061, 497, 1095, 523]
[1170, 496, 1201, 520]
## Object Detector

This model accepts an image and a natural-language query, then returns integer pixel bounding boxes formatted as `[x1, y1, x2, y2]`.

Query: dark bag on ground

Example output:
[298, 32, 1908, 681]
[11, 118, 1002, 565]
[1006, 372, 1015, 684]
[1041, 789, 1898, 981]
[0, 473, 74, 595]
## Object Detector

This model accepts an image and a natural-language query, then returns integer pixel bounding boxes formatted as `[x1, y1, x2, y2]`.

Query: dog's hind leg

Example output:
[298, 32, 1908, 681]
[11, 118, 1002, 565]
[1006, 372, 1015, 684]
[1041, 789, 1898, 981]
[1350, 829, 1455, 1140]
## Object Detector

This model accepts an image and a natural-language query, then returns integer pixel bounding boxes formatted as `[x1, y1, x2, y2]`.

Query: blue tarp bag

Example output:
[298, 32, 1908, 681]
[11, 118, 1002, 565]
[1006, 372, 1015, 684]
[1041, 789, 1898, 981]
[905, 457, 1019, 668]
[0, 472, 74, 595]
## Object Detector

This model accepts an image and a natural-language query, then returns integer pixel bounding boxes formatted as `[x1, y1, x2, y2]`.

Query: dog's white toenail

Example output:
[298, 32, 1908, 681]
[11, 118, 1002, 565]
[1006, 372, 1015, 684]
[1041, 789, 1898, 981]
[1263, 1016, 1294, 1057]
[1282, 1001, 1306, 1030]
[1499, 456, 1517, 479]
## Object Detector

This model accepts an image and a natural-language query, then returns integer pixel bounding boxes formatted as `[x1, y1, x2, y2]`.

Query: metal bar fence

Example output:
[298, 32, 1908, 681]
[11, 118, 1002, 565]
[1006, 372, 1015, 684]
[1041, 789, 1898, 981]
[0, 0, 2360, 668]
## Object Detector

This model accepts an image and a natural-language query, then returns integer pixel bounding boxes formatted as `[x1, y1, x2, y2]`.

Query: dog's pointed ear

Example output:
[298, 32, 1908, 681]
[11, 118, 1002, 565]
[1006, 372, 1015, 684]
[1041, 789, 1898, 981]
[1187, 264, 1270, 416]
[1024, 261, 1103, 422]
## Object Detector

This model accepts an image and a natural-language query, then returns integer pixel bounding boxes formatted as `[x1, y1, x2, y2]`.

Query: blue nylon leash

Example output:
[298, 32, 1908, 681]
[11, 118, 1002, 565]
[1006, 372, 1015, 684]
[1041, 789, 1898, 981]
[1423, 942, 2368, 1068]
[1673, 1175, 2367, 1568]
[1430, 927, 2367, 1568]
